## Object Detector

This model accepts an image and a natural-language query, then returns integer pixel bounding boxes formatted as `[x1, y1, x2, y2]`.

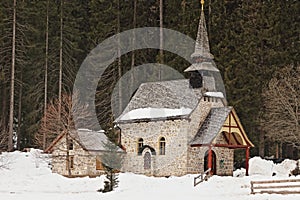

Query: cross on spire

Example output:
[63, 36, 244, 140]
[201, 0, 204, 11]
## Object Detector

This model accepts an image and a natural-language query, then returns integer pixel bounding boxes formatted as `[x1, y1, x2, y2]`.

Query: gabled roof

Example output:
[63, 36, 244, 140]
[190, 107, 232, 145]
[45, 129, 123, 153]
[115, 79, 202, 123]
[70, 129, 111, 152]
[190, 107, 254, 147]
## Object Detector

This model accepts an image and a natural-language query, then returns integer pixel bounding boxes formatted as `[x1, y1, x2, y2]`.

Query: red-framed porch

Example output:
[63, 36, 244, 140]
[191, 109, 254, 176]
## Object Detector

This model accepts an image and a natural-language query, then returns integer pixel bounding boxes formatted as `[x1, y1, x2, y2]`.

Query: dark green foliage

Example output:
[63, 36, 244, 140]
[0, 0, 298, 157]
[100, 133, 123, 192]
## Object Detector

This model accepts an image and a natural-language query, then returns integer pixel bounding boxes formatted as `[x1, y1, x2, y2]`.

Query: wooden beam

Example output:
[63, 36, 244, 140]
[222, 132, 230, 144]
[251, 179, 300, 195]
[213, 144, 249, 149]
[258, 191, 300, 195]
[228, 113, 231, 144]
[230, 111, 252, 146]
[191, 143, 249, 148]
[232, 132, 242, 145]
[223, 125, 239, 128]
[208, 146, 212, 175]
[251, 179, 300, 184]
[246, 147, 250, 176]
[252, 184, 300, 190]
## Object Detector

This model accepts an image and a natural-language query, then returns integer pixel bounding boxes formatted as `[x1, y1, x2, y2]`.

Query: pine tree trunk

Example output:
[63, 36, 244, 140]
[117, 0, 122, 114]
[275, 143, 279, 158]
[8, 0, 17, 151]
[159, 0, 164, 80]
[58, 0, 63, 120]
[43, 0, 49, 151]
[130, 0, 137, 95]
[1, 86, 7, 131]
[66, 133, 71, 177]
[17, 67, 22, 150]
[258, 130, 265, 157]
[208, 0, 211, 35]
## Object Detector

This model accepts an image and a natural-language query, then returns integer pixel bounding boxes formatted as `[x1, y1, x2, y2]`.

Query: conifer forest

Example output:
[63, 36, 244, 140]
[0, 0, 299, 160]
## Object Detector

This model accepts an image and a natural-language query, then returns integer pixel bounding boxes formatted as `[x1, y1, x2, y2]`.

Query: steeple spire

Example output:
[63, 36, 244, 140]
[184, 1, 225, 98]
[191, 0, 214, 61]
[185, 0, 218, 72]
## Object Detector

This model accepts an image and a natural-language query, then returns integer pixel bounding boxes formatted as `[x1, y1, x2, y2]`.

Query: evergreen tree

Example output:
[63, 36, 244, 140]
[100, 130, 124, 193]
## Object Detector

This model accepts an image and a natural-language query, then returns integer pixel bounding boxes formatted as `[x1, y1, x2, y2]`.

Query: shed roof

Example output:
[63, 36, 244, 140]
[190, 107, 232, 145]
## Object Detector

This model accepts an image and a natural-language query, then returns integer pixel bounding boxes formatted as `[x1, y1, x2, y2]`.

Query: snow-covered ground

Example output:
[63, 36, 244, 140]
[0, 149, 299, 200]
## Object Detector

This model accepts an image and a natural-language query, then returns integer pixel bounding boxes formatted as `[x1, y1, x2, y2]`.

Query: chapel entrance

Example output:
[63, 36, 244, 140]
[204, 150, 216, 174]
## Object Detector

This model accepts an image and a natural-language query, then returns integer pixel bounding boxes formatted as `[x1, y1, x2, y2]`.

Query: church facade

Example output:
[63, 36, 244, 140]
[115, 1, 254, 177]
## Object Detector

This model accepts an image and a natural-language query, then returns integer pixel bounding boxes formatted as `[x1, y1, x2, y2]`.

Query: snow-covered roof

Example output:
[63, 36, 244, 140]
[118, 107, 192, 121]
[115, 79, 201, 123]
[184, 62, 219, 72]
[190, 107, 232, 145]
[45, 129, 123, 153]
[204, 92, 224, 98]
[70, 129, 123, 152]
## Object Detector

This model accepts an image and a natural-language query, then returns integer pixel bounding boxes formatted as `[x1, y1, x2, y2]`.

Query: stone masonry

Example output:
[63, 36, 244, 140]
[51, 134, 104, 177]
[119, 96, 229, 177]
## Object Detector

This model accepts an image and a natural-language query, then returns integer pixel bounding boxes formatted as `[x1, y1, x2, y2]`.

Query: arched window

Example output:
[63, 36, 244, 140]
[138, 138, 143, 154]
[159, 137, 166, 155]
[144, 152, 151, 170]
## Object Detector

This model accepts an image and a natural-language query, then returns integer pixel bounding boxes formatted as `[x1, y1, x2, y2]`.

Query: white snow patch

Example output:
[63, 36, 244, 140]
[273, 159, 297, 177]
[77, 128, 92, 131]
[120, 107, 192, 120]
[249, 156, 297, 177]
[249, 156, 274, 176]
[0, 151, 300, 200]
[205, 92, 224, 98]
[233, 168, 246, 177]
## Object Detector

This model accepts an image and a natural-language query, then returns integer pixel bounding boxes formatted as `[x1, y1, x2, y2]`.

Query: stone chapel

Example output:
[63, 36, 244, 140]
[115, 0, 254, 177]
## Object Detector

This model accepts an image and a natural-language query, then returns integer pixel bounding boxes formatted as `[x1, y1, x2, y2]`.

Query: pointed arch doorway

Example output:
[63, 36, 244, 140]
[204, 150, 217, 175]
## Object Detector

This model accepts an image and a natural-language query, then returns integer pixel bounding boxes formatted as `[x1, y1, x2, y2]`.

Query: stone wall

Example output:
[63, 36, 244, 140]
[213, 128, 234, 176]
[51, 135, 105, 177]
[187, 129, 234, 176]
[119, 96, 231, 177]
[187, 146, 207, 174]
[120, 118, 190, 177]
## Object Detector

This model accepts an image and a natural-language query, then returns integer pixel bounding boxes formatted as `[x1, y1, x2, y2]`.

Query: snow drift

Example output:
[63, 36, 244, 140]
[0, 150, 299, 200]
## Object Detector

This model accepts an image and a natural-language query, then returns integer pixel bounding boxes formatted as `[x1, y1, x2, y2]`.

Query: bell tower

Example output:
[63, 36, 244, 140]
[185, 0, 219, 91]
